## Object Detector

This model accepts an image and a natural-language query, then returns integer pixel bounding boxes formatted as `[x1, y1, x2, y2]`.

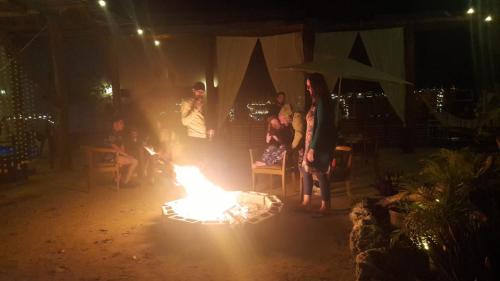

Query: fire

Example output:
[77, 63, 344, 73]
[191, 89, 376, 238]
[170, 165, 246, 222]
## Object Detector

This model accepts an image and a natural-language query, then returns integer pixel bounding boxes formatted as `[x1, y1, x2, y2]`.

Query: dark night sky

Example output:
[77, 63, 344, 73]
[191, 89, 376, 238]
[127, 0, 470, 25]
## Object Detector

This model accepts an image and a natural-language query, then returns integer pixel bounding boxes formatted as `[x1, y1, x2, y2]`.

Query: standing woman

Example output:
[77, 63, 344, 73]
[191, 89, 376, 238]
[299, 73, 336, 216]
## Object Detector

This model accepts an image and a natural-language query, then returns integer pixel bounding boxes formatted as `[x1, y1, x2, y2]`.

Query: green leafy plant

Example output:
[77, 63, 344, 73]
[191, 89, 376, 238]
[398, 149, 498, 281]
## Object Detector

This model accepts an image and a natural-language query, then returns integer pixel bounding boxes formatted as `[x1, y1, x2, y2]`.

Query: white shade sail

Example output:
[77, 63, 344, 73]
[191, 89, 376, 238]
[260, 32, 304, 108]
[279, 56, 411, 85]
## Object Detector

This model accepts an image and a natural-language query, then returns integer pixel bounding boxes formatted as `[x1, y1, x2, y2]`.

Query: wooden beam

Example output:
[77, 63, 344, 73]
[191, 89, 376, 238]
[314, 14, 469, 33]
[0, 10, 38, 17]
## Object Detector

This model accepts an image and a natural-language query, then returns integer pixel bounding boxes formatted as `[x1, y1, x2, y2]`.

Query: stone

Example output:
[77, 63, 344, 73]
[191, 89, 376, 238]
[350, 223, 386, 256]
[355, 248, 389, 281]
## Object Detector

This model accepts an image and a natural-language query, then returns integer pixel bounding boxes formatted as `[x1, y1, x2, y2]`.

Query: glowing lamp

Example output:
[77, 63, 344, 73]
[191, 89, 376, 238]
[98, 0, 106, 7]
[466, 7, 475, 15]
[137, 28, 144, 35]
[484, 15, 493, 22]
[154, 40, 160, 46]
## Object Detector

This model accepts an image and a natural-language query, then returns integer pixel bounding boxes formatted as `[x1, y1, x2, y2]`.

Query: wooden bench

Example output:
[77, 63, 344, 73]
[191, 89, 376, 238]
[81, 146, 121, 191]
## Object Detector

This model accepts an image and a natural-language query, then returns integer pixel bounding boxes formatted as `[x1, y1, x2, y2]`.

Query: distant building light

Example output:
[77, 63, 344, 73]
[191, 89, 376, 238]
[466, 7, 475, 15]
[104, 84, 113, 96]
[154, 40, 160, 46]
[137, 28, 144, 35]
[484, 15, 493, 22]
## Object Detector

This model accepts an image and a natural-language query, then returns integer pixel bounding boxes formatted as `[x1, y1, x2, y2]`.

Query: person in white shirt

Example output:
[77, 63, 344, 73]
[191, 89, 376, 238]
[180, 82, 214, 165]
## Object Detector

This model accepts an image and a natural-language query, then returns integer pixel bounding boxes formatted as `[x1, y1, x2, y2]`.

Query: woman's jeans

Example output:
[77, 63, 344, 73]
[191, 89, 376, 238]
[300, 166, 330, 203]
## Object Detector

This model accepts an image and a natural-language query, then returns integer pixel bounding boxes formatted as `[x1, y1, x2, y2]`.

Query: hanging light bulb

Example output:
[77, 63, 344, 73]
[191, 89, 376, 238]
[154, 40, 160, 46]
[484, 15, 493, 22]
[98, 0, 106, 7]
[137, 28, 144, 35]
[466, 7, 475, 15]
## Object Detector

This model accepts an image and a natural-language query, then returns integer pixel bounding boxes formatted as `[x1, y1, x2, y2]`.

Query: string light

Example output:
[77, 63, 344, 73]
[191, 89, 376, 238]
[104, 84, 113, 96]
[0, 89, 6, 95]
[154, 40, 161, 47]
[436, 88, 445, 112]
[137, 28, 144, 35]
[98, 0, 106, 8]
[246, 101, 271, 121]
[484, 15, 493, 22]
[466, 7, 475, 15]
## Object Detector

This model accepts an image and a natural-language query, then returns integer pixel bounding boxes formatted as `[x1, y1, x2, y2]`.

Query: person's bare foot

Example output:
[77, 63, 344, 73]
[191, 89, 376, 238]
[311, 207, 331, 218]
[292, 202, 311, 213]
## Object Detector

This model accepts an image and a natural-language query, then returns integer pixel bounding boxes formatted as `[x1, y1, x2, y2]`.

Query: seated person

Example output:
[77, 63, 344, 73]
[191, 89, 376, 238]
[144, 113, 177, 178]
[254, 116, 293, 167]
[106, 117, 138, 187]
[125, 127, 147, 178]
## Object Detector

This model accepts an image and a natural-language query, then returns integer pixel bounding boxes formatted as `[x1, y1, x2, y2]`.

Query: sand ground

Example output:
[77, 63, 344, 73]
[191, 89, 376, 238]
[0, 147, 434, 281]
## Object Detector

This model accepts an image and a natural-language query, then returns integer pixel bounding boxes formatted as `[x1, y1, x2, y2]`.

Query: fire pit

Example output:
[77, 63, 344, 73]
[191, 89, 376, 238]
[161, 165, 283, 225]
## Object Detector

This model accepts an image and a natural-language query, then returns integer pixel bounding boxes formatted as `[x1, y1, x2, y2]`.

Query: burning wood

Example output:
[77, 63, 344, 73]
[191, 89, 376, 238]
[161, 164, 283, 225]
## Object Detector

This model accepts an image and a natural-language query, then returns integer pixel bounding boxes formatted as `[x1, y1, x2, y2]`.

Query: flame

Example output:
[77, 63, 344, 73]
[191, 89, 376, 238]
[170, 165, 243, 222]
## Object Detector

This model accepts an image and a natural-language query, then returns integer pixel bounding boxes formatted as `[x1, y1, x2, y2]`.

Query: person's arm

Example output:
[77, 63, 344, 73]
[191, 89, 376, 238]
[291, 113, 304, 149]
[266, 132, 279, 144]
[180, 100, 197, 126]
[110, 143, 127, 155]
[310, 100, 324, 151]
[291, 130, 303, 149]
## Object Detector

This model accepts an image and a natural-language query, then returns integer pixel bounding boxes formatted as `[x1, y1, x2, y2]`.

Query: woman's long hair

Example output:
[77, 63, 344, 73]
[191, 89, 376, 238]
[307, 73, 332, 108]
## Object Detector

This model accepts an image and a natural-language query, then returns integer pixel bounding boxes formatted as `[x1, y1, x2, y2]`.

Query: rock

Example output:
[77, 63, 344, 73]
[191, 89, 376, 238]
[355, 248, 389, 281]
[350, 203, 371, 224]
[55, 266, 67, 273]
[350, 223, 386, 256]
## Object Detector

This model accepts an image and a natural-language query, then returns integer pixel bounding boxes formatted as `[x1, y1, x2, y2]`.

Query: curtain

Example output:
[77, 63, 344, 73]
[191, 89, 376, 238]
[260, 32, 304, 109]
[216, 36, 258, 128]
[314, 31, 358, 90]
[360, 28, 406, 124]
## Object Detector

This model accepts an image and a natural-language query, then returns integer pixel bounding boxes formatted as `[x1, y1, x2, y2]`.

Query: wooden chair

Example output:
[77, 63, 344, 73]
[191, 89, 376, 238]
[249, 149, 292, 199]
[82, 146, 121, 191]
[299, 145, 353, 202]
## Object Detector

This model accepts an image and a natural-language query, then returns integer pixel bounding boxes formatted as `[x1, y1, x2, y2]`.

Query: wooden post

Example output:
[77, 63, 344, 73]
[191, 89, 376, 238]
[403, 25, 416, 153]
[107, 34, 121, 111]
[47, 15, 71, 170]
[205, 34, 217, 131]
[302, 21, 315, 112]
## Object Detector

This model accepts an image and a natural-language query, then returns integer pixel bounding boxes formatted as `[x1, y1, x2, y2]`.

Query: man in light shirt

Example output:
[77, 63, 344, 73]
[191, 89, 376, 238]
[180, 82, 214, 165]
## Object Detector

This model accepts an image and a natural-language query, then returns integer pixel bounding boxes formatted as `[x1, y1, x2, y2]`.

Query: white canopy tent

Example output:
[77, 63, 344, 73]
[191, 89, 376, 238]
[313, 28, 407, 124]
[279, 56, 410, 85]
[216, 33, 304, 128]
[279, 56, 411, 125]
